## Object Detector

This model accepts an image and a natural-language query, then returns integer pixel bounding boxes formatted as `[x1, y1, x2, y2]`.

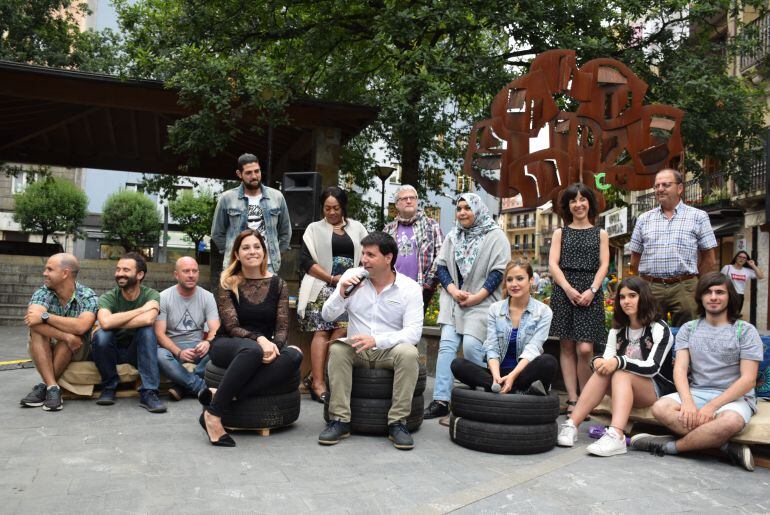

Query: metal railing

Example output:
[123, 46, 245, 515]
[735, 154, 767, 194]
[740, 13, 770, 71]
[506, 220, 536, 230]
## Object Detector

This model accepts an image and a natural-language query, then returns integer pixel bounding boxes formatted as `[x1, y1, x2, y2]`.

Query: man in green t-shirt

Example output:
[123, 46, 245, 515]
[92, 252, 166, 413]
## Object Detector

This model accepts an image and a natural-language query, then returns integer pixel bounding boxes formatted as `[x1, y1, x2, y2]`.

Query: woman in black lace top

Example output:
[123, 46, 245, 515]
[198, 230, 302, 447]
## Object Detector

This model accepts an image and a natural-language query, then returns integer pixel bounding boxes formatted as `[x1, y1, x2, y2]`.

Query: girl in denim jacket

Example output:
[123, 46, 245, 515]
[451, 259, 557, 394]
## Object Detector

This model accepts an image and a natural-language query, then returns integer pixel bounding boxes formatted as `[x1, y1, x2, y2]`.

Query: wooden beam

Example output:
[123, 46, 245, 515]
[0, 106, 98, 153]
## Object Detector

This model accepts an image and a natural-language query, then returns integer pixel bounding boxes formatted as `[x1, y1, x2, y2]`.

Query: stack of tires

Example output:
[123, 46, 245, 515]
[204, 362, 301, 430]
[449, 386, 559, 454]
[323, 364, 427, 434]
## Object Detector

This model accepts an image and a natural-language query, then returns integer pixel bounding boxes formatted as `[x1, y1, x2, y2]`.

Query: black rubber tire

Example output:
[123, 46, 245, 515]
[448, 414, 557, 454]
[220, 390, 301, 430]
[204, 362, 300, 395]
[450, 386, 560, 425]
[327, 364, 426, 399]
[323, 395, 424, 435]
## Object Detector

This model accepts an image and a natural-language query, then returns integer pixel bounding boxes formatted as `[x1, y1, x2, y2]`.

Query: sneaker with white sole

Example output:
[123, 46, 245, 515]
[587, 430, 627, 457]
[724, 442, 754, 472]
[629, 433, 675, 456]
[42, 385, 63, 411]
[557, 421, 578, 447]
[20, 383, 46, 407]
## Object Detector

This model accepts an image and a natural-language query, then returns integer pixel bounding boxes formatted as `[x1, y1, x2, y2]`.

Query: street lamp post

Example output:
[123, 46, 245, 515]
[374, 165, 396, 228]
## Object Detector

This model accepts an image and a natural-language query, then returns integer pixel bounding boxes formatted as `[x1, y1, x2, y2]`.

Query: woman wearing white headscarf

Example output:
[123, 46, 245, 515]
[424, 193, 509, 419]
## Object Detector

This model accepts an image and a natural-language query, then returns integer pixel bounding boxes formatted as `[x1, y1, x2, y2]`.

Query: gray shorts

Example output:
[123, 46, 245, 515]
[663, 387, 755, 425]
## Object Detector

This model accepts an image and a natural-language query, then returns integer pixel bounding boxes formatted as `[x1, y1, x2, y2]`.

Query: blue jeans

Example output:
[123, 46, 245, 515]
[433, 324, 485, 402]
[92, 326, 160, 392]
[157, 341, 208, 393]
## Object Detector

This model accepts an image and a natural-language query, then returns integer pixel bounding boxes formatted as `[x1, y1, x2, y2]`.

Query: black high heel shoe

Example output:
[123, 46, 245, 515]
[199, 412, 236, 447]
[309, 387, 329, 404]
[198, 387, 213, 407]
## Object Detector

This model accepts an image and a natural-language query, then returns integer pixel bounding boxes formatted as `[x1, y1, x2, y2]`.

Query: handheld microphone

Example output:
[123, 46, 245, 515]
[491, 383, 502, 393]
[343, 270, 369, 297]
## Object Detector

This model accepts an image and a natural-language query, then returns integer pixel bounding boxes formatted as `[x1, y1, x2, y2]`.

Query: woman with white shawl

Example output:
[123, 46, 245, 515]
[424, 193, 509, 420]
[296, 187, 368, 403]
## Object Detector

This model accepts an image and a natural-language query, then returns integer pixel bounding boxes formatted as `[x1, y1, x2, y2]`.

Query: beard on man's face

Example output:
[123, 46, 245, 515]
[116, 274, 139, 289]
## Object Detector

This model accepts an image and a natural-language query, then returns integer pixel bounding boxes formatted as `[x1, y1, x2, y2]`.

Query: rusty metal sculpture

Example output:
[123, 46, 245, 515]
[464, 49, 684, 210]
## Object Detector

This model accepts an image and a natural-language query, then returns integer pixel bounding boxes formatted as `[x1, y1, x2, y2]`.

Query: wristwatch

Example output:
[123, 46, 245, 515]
[40, 312, 50, 324]
[590, 286, 598, 294]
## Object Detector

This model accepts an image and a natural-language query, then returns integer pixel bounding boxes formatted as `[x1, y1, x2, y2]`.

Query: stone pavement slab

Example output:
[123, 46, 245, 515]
[0, 325, 768, 514]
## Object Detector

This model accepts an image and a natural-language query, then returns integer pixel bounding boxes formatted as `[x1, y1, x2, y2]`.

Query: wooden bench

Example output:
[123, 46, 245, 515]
[591, 395, 770, 446]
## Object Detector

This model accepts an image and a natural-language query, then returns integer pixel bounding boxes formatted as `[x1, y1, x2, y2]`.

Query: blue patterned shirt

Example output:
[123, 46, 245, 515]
[29, 282, 99, 340]
[629, 201, 717, 278]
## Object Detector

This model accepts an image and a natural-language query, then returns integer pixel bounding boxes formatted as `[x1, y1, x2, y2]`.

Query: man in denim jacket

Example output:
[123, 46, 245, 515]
[211, 153, 292, 272]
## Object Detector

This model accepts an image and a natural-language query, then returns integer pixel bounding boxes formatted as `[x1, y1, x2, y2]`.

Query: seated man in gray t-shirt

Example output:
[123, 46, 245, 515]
[630, 272, 763, 471]
[154, 257, 220, 399]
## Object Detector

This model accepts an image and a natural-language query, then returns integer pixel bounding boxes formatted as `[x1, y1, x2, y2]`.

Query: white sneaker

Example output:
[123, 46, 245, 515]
[557, 422, 577, 447]
[587, 430, 627, 457]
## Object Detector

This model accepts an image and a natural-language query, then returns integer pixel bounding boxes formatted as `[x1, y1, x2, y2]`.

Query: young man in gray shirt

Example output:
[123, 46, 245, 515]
[631, 272, 763, 471]
[154, 257, 220, 400]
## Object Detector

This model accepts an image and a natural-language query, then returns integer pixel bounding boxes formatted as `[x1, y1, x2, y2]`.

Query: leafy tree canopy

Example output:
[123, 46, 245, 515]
[168, 189, 216, 258]
[113, 0, 768, 196]
[102, 190, 161, 253]
[12, 175, 87, 243]
[0, 0, 122, 72]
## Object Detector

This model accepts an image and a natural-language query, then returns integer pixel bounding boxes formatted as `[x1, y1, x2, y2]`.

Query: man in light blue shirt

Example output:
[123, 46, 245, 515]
[629, 168, 717, 326]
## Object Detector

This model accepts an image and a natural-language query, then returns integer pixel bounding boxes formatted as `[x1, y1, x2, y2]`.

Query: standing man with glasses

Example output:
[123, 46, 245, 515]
[383, 185, 443, 313]
[211, 153, 292, 272]
[629, 168, 717, 327]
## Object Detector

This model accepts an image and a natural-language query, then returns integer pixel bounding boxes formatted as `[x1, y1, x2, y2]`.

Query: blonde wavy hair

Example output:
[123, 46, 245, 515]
[219, 229, 269, 300]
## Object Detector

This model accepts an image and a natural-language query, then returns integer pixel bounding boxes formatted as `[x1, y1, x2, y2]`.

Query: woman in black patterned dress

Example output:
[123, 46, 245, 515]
[548, 184, 609, 414]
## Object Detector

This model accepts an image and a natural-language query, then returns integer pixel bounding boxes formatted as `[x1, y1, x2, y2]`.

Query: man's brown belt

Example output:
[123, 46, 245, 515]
[641, 274, 696, 284]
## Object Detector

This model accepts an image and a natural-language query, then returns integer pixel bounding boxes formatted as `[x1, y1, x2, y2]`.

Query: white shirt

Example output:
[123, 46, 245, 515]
[321, 267, 424, 349]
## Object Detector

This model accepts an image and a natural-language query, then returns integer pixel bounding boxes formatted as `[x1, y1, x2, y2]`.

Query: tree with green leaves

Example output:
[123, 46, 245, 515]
[12, 176, 87, 243]
[0, 0, 121, 72]
[168, 189, 216, 259]
[102, 190, 161, 254]
[112, 0, 767, 197]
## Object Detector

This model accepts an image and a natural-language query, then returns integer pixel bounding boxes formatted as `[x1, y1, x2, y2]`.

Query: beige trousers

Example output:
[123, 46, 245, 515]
[327, 341, 419, 424]
[649, 277, 697, 327]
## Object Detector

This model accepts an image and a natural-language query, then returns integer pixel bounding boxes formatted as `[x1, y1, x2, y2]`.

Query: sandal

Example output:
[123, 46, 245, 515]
[562, 400, 577, 415]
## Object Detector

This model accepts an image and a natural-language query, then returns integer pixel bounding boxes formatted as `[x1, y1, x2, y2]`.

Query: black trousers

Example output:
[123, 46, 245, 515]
[450, 354, 558, 393]
[208, 336, 302, 417]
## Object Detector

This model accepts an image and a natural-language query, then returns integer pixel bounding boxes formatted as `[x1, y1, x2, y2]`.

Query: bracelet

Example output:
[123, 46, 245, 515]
[175, 349, 181, 359]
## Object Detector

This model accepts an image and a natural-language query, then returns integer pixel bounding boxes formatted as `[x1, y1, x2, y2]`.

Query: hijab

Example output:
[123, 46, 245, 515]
[450, 193, 500, 277]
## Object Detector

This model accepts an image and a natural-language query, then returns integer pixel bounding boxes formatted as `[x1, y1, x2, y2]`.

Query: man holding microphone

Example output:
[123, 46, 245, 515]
[318, 232, 424, 450]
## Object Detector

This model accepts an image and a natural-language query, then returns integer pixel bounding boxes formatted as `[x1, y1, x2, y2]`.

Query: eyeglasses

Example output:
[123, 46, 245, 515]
[653, 182, 680, 190]
[397, 195, 418, 202]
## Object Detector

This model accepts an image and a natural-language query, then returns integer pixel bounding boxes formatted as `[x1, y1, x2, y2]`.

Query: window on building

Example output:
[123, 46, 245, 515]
[125, 182, 145, 193]
[11, 171, 42, 194]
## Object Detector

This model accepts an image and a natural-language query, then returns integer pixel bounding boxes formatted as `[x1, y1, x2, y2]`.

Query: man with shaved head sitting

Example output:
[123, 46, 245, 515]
[155, 257, 220, 400]
[22, 253, 98, 411]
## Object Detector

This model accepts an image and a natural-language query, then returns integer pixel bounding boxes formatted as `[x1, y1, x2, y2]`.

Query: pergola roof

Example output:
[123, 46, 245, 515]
[0, 60, 378, 180]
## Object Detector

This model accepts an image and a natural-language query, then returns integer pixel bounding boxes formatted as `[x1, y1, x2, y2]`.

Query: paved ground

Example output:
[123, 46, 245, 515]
[1, 325, 769, 514]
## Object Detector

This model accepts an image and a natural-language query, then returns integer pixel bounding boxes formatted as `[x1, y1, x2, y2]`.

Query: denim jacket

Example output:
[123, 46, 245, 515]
[482, 296, 553, 364]
[211, 184, 292, 270]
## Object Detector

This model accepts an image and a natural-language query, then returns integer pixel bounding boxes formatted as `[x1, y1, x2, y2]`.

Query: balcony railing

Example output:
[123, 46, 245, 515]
[506, 220, 536, 230]
[740, 13, 770, 71]
[735, 154, 767, 194]
[511, 243, 535, 251]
